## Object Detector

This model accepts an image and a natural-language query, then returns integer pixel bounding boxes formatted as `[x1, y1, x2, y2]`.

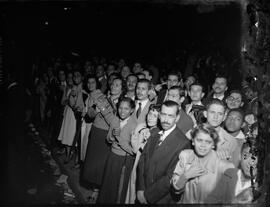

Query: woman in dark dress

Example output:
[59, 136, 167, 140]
[97, 97, 137, 204]
[82, 76, 125, 202]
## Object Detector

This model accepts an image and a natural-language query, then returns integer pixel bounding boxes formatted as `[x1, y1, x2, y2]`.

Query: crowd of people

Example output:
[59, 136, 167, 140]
[5, 54, 264, 204]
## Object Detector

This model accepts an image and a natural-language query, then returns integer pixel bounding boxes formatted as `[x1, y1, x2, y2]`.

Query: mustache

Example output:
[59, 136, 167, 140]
[161, 122, 170, 125]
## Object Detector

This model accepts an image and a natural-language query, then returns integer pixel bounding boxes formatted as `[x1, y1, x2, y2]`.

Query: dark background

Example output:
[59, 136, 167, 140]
[1, 1, 242, 84]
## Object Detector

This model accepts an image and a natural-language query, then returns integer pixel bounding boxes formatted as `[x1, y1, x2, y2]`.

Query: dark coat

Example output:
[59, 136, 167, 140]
[137, 127, 191, 204]
[176, 109, 194, 135]
[156, 88, 167, 105]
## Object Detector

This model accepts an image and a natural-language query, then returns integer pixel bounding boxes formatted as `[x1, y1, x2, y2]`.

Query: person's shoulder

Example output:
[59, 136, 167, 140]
[218, 157, 236, 173]
[179, 149, 194, 158]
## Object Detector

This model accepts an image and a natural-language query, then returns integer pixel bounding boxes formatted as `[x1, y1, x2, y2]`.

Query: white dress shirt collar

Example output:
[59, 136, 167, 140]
[136, 98, 149, 111]
[120, 117, 130, 129]
[213, 94, 225, 100]
[158, 124, 176, 142]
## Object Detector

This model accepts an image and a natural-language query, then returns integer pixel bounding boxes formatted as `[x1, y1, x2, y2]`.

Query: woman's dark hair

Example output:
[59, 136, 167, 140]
[117, 97, 135, 110]
[83, 74, 100, 93]
[190, 123, 219, 150]
[149, 104, 161, 113]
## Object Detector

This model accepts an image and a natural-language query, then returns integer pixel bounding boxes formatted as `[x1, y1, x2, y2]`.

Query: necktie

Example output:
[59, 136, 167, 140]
[158, 131, 164, 146]
[136, 102, 142, 118]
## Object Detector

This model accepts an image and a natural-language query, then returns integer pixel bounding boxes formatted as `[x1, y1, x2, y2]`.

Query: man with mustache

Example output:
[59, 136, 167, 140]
[133, 79, 155, 125]
[136, 100, 191, 204]
[203, 75, 228, 106]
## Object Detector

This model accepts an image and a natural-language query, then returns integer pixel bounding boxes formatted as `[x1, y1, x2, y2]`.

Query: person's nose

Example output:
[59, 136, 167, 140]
[214, 113, 218, 119]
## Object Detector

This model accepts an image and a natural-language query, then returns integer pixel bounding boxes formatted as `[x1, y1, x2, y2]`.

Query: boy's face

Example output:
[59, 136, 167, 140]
[205, 103, 226, 128]
[225, 111, 243, 133]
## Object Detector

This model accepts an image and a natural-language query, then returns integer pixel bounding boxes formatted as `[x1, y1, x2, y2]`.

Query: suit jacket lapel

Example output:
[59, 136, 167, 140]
[138, 100, 151, 119]
[152, 128, 178, 160]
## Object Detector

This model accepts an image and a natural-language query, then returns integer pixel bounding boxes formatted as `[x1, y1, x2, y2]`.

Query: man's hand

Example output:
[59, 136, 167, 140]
[216, 149, 231, 161]
[137, 190, 147, 204]
[154, 84, 163, 92]
[140, 128, 151, 142]
[183, 162, 206, 180]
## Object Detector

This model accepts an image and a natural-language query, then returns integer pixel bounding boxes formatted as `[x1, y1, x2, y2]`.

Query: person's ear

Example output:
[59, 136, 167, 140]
[180, 97, 185, 104]
[175, 114, 180, 123]
[203, 110, 207, 118]
[130, 108, 135, 115]
[188, 91, 191, 97]
[240, 102, 244, 107]
[225, 86, 228, 92]
[201, 92, 205, 98]
[223, 110, 228, 122]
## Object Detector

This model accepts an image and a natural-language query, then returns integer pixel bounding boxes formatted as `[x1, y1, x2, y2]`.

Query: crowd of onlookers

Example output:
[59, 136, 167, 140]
[4, 53, 267, 204]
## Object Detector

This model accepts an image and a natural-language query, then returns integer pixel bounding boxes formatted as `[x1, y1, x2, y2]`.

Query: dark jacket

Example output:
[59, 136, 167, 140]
[137, 127, 191, 204]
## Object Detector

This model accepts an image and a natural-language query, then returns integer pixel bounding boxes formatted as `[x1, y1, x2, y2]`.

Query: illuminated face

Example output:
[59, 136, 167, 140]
[147, 109, 159, 127]
[189, 85, 204, 102]
[67, 73, 73, 86]
[240, 146, 258, 178]
[58, 70, 66, 82]
[194, 131, 214, 157]
[167, 89, 181, 105]
[133, 62, 142, 74]
[73, 72, 82, 85]
[212, 77, 228, 94]
[225, 111, 243, 133]
[167, 75, 179, 89]
[87, 78, 97, 92]
[185, 76, 195, 89]
[118, 101, 133, 120]
[107, 65, 115, 76]
[110, 79, 122, 96]
[136, 82, 149, 101]
[121, 66, 131, 79]
[126, 75, 138, 92]
[206, 104, 226, 128]
[159, 105, 179, 131]
[142, 70, 152, 81]
[96, 65, 105, 78]
[226, 92, 243, 109]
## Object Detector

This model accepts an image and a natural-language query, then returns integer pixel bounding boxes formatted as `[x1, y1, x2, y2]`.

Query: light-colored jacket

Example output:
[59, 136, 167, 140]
[171, 149, 234, 204]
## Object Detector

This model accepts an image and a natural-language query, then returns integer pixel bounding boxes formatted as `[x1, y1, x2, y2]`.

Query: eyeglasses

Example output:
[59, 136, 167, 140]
[227, 96, 241, 103]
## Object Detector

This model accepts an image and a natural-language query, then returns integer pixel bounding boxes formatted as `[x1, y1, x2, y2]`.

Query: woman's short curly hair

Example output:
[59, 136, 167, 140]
[190, 123, 219, 150]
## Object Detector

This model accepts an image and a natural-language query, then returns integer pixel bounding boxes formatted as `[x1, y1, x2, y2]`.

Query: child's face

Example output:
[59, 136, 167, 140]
[194, 131, 214, 157]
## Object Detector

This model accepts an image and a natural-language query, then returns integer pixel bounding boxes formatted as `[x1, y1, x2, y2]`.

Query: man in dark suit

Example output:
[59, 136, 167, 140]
[155, 71, 182, 105]
[136, 100, 191, 204]
[166, 86, 194, 134]
[203, 75, 228, 106]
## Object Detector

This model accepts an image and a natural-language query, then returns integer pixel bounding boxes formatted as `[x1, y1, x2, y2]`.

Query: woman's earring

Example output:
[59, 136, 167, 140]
[192, 142, 194, 146]
[212, 145, 215, 149]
